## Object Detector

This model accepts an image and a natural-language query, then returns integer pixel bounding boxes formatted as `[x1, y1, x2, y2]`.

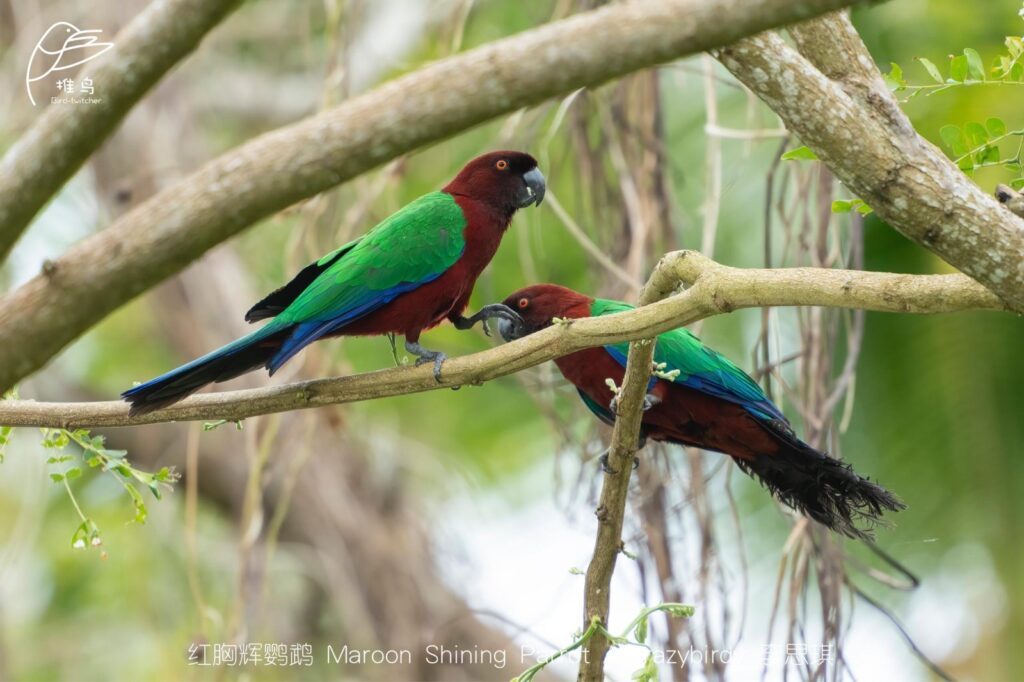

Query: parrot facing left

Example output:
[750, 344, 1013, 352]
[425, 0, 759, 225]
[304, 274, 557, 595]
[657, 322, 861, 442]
[122, 151, 545, 415]
[497, 283, 904, 540]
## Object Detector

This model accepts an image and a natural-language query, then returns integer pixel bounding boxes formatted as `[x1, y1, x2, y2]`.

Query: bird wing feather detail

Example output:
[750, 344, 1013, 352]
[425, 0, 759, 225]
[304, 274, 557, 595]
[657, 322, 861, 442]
[592, 298, 787, 423]
[266, 192, 467, 371]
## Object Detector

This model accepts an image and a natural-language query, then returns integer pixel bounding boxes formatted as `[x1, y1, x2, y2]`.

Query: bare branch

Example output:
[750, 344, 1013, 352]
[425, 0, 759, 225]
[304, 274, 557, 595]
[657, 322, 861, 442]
[717, 15, 1024, 312]
[0, 0, 244, 262]
[0, 252, 1006, 429]
[0, 0, 860, 393]
[578, 281, 662, 681]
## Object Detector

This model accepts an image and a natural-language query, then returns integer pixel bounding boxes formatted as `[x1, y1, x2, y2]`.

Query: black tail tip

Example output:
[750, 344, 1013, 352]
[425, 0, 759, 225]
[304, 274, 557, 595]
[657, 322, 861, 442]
[739, 450, 905, 541]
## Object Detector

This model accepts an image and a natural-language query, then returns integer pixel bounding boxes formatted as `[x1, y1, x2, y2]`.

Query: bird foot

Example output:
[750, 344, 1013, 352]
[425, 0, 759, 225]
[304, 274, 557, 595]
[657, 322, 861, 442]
[405, 340, 447, 382]
[609, 392, 661, 415]
[599, 453, 641, 475]
[454, 304, 525, 337]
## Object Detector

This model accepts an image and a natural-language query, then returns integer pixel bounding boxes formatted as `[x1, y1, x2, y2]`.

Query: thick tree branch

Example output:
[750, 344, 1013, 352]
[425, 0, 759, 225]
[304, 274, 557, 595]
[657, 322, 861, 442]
[0, 0, 243, 262]
[0, 0, 861, 393]
[716, 15, 1024, 313]
[0, 252, 1006, 429]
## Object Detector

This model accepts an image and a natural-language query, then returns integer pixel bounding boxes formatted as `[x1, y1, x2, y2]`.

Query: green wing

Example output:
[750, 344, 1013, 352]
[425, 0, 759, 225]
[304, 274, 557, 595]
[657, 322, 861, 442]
[266, 191, 467, 370]
[592, 298, 786, 422]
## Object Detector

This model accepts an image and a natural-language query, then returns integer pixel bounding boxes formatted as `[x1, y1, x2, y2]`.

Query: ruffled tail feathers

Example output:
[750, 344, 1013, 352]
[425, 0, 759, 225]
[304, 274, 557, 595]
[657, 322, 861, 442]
[737, 438, 904, 541]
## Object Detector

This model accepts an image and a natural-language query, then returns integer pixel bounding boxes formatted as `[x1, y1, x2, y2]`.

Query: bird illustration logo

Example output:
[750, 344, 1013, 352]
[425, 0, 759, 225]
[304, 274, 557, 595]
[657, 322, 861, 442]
[25, 21, 113, 106]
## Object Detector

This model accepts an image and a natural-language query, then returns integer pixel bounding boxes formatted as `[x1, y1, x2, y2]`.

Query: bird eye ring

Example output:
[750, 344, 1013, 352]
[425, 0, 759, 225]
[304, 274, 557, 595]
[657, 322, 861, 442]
[496, 159, 509, 170]
[518, 297, 529, 308]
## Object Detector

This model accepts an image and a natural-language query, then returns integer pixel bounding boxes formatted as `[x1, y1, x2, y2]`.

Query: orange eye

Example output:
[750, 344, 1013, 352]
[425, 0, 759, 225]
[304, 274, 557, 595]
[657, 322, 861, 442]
[518, 297, 529, 308]
[496, 159, 509, 171]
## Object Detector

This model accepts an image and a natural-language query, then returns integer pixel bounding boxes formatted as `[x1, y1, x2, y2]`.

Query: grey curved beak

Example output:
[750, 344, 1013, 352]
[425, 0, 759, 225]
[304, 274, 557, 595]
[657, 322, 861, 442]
[518, 167, 546, 208]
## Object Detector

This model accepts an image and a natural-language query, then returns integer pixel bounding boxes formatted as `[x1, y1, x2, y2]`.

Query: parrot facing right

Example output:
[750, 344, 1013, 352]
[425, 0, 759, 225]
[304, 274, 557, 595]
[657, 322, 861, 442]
[122, 151, 545, 415]
[498, 283, 904, 540]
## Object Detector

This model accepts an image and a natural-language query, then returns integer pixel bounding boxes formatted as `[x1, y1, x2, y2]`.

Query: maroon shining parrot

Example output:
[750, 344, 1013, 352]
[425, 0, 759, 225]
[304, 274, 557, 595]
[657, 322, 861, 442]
[123, 151, 544, 415]
[497, 284, 903, 539]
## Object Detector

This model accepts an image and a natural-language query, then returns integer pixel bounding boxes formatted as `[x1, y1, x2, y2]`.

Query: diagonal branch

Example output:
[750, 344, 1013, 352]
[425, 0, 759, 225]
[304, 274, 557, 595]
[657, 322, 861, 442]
[0, 252, 1006, 429]
[0, 0, 862, 394]
[0, 0, 244, 262]
[716, 14, 1024, 313]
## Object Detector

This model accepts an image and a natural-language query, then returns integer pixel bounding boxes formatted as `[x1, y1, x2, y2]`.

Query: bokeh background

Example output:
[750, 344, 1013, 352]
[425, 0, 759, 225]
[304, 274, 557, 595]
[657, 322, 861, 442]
[1, 1, 1022, 680]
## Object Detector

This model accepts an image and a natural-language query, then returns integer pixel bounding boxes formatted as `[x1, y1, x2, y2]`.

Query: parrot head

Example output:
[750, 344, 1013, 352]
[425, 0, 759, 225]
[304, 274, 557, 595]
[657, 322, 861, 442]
[445, 151, 545, 213]
[497, 284, 592, 342]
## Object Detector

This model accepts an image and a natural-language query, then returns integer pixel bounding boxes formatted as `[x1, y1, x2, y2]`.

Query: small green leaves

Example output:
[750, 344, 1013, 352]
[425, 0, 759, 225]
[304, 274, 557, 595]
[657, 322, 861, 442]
[940, 124, 968, 155]
[939, 121, 1022, 174]
[964, 48, 986, 81]
[0, 425, 11, 464]
[632, 654, 658, 682]
[916, 57, 943, 84]
[831, 199, 873, 216]
[633, 613, 649, 644]
[40, 426, 180, 550]
[71, 519, 101, 550]
[510, 603, 694, 682]
[781, 145, 818, 161]
[884, 62, 907, 91]
[949, 54, 969, 83]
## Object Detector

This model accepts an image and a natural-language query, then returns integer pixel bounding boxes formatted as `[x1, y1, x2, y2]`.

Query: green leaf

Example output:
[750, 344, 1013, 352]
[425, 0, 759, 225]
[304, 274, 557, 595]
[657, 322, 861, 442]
[832, 200, 853, 214]
[65, 467, 82, 480]
[1011, 177, 1024, 190]
[958, 155, 976, 172]
[781, 145, 818, 161]
[632, 654, 658, 682]
[916, 57, 943, 83]
[663, 604, 696, 618]
[124, 483, 148, 524]
[940, 125, 968, 156]
[1007, 36, 1024, 60]
[977, 145, 1000, 165]
[987, 117, 1007, 137]
[1012, 62, 1024, 81]
[964, 121, 989, 147]
[949, 55, 968, 82]
[964, 48, 985, 80]
[884, 62, 906, 90]
[49, 472, 65, 483]
[634, 615, 649, 644]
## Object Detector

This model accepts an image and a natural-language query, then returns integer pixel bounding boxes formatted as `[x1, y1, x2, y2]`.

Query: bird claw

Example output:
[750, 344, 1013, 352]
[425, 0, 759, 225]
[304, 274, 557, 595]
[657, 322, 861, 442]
[474, 304, 525, 338]
[609, 392, 661, 415]
[598, 453, 640, 475]
[414, 352, 447, 382]
[406, 340, 447, 382]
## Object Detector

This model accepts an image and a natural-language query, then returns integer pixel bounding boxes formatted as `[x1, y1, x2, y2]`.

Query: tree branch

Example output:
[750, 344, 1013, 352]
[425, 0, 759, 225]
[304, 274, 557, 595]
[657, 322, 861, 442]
[577, 284, 661, 681]
[0, 0, 243, 262]
[0, 252, 1006, 429]
[0, 0, 861, 393]
[716, 14, 1024, 313]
